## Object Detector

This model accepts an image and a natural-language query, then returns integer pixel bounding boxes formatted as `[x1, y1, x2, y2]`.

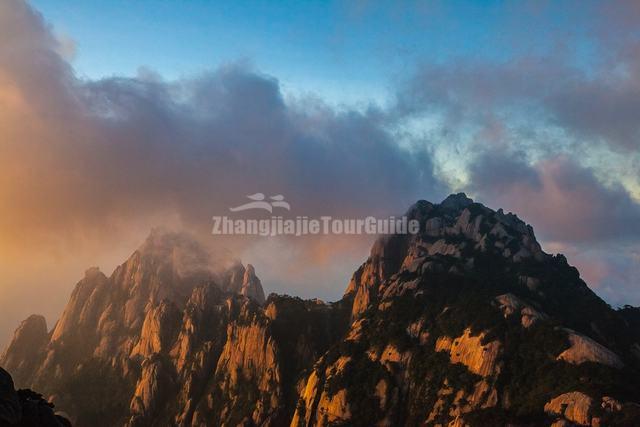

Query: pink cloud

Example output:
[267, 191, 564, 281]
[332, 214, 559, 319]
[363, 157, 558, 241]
[472, 154, 640, 243]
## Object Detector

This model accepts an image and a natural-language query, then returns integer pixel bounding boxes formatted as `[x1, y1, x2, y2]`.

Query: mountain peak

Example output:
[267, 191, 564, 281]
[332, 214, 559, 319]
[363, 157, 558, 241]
[219, 262, 266, 304]
[0, 315, 48, 386]
[83, 266, 104, 279]
[241, 263, 265, 304]
[114, 229, 267, 310]
[137, 228, 212, 277]
[440, 192, 474, 210]
[347, 194, 546, 318]
[4, 198, 640, 426]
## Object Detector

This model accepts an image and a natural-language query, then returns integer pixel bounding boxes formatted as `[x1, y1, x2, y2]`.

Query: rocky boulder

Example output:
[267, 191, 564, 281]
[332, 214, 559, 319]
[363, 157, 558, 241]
[0, 367, 71, 427]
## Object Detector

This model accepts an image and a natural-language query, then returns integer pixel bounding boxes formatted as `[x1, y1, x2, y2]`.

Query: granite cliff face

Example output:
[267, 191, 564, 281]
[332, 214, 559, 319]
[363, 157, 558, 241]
[3, 195, 640, 426]
[0, 230, 285, 427]
[294, 194, 640, 426]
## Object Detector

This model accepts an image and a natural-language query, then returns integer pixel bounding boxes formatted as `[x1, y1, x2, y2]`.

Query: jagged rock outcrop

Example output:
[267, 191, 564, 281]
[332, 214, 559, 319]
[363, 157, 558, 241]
[435, 328, 501, 377]
[0, 367, 71, 427]
[494, 293, 548, 328]
[541, 391, 639, 426]
[293, 194, 640, 426]
[545, 391, 593, 426]
[0, 316, 48, 386]
[4, 195, 640, 426]
[130, 300, 181, 359]
[557, 329, 624, 369]
[220, 263, 265, 305]
[1, 230, 277, 426]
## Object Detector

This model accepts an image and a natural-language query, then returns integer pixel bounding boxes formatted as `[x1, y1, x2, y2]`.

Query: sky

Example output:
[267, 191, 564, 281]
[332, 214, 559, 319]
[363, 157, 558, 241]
[30, 0, 596, 105]
[1, 0, 639, 345]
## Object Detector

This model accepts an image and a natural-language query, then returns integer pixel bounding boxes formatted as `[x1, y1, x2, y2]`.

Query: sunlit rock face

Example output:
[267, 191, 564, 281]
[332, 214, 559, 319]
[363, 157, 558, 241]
[221, 262, 266, 305]
[0, 315, 48, 385]
[1, 230, 280, 426]
[545, 392, 594, 426]
[4, 195, 640, 426]
[293, 194, 640, 426]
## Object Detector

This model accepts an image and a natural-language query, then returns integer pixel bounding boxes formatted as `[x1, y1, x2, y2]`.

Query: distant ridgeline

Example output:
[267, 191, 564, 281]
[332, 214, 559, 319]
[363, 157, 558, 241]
[2, 194, 640, 426]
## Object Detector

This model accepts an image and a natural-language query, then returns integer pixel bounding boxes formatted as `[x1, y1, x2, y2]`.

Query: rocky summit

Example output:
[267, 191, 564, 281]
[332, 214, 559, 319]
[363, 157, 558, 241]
[2, 194, 640, 426]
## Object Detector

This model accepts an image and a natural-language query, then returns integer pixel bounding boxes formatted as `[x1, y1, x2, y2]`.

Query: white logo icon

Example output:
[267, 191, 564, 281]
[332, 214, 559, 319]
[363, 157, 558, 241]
[229, 193, 291, 213]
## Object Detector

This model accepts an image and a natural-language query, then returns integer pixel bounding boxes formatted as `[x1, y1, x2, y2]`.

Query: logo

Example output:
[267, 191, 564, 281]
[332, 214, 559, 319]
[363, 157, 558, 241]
[213, 192, 420, 237]
[229, 193, 290, 213]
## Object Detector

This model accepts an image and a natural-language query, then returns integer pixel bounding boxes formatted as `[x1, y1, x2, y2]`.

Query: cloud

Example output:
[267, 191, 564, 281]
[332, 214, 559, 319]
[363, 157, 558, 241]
[0, 1, 445, 343]
[390, 1, 640, 308]
[469, 152, 640, 243]
[0, 2, 444, 247]
[468, 148, 640, 305]
[559, 244, 640, 307]
[398, 49, 640, 151]
[545, 75, 640, 151]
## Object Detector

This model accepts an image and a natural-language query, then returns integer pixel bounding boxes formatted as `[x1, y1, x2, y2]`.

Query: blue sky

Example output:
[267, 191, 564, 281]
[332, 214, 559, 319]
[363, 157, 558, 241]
[32, 0, 597, 106]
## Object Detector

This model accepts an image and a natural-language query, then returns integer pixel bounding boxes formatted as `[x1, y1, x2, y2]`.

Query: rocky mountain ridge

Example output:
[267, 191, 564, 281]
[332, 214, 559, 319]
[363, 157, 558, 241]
[3, 194, 640, 426]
